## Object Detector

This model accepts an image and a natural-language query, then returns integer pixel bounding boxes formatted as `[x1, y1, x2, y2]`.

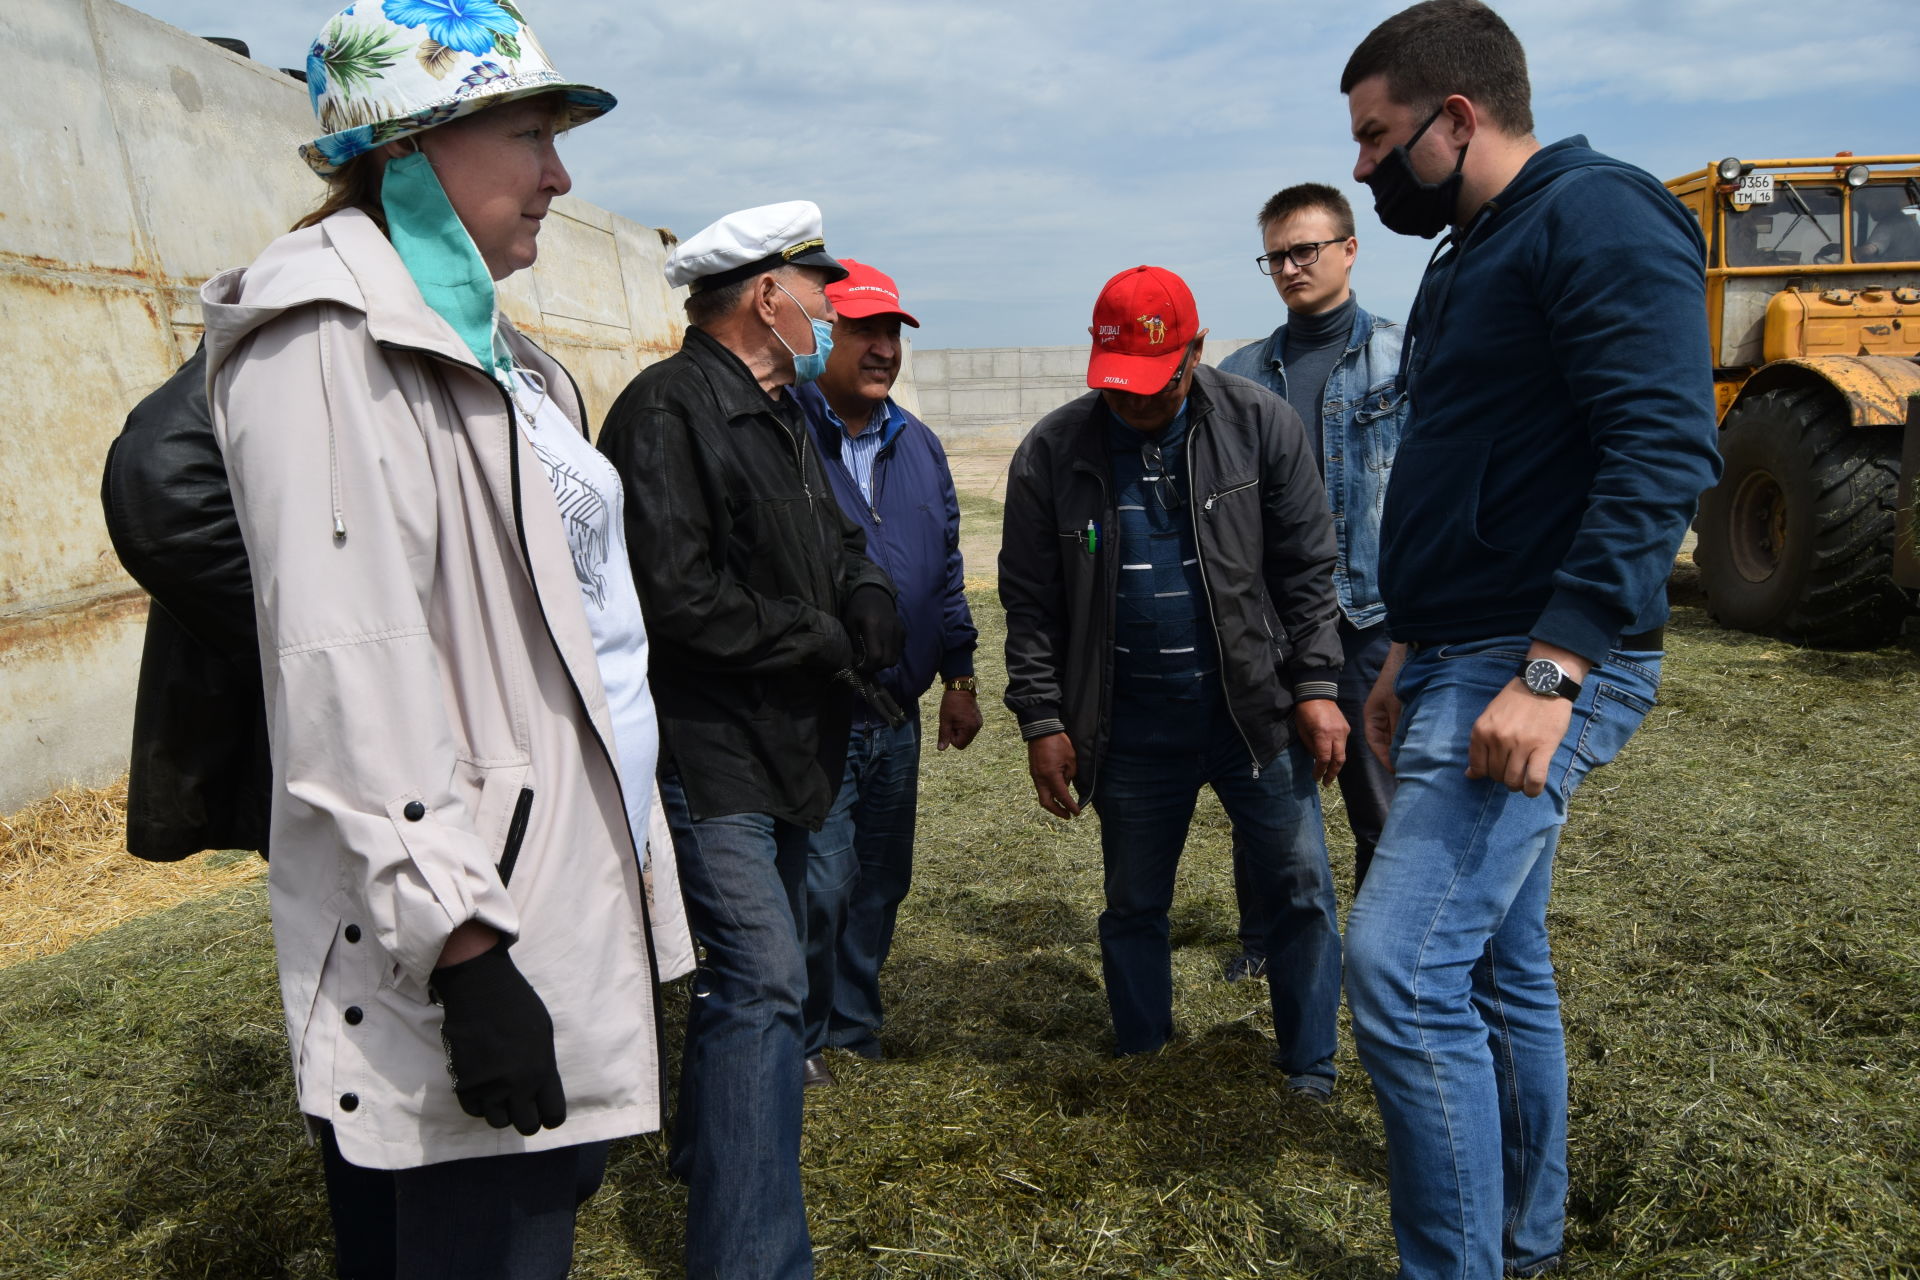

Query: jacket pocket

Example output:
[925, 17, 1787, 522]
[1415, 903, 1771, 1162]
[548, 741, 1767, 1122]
[1353, 380, 1404, 472]
[1200, 476, 1258, 512]
[1260, 598, 1294, 668]
[497, 787, 534, 886]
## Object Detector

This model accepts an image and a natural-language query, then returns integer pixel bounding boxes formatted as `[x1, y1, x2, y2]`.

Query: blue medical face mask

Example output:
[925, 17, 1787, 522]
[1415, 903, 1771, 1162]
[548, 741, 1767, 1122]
[771, 280, 834, 385]
[381, 149, 510, 381]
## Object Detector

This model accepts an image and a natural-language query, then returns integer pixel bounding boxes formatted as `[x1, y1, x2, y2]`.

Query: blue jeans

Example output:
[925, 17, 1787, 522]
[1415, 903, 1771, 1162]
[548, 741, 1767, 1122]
[1094, 684, 1342, 1085]
[658, 771, 813, 1280]
[318, 1122, 609, 1280]
[804, 711, 922, 1059]
[1236, 618, 1397, 953]
[1344, 637, 1660, 1280]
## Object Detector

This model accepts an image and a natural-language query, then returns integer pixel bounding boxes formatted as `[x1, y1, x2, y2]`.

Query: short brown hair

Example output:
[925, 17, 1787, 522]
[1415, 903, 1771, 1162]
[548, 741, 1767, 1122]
[1258, 184, 1356, 240]
[291, 151, 387, 234]
[1339, 0, 1534, 137]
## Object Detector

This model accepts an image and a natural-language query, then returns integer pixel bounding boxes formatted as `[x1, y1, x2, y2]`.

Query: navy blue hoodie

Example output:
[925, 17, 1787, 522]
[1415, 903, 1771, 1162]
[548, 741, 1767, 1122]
[1380, 136, 1722, 663]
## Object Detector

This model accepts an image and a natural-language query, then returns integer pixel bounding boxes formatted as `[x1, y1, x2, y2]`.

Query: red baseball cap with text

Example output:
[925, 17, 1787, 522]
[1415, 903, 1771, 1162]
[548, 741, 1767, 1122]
[825, 258, 921, 327]
[1086, 265, 1198, 393]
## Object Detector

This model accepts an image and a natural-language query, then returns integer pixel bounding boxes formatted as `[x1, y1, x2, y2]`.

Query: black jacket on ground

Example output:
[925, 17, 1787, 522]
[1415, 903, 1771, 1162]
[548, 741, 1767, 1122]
[100, 344, 271, 859]
[998, 365, 1342, 800]
[598, 327, 893, 829]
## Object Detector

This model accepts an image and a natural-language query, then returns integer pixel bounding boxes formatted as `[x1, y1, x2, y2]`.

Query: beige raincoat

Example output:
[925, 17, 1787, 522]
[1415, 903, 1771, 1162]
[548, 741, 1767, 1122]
[202, 208, 692, 1170]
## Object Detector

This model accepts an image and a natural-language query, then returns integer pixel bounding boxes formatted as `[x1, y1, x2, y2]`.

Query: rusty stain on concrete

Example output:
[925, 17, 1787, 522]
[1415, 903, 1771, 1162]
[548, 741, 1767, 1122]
[0, 589, 147, 663]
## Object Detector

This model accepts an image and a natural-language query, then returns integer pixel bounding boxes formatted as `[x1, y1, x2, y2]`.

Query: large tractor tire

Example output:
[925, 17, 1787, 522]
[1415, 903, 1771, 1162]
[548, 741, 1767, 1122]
[1694, 385, 1908, 647]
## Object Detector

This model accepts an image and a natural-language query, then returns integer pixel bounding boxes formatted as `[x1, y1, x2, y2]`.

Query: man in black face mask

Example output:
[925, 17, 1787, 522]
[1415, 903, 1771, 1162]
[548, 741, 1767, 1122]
[1334, 4, 1722, 1279]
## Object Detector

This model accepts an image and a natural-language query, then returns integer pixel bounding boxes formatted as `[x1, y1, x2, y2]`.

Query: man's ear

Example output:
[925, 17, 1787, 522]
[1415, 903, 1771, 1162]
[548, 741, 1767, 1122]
[753, 273, 782, 323]
[1440, 93, 1478, 146]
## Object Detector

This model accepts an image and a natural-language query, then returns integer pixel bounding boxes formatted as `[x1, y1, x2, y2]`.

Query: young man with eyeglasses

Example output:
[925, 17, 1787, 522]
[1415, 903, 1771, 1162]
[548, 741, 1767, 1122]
[999, 266, 1348, 1097]
[1336, 3, 1721, 1276]
[1217, 184, 1407, 985]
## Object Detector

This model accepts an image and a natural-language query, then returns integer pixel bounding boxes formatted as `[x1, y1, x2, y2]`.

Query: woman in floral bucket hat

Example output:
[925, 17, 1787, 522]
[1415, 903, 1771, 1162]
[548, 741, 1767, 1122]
[198, 3, 690, 1275]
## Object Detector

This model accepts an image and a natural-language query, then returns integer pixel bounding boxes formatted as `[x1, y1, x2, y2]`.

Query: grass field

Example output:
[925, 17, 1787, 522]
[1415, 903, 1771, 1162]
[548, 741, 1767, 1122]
[3, 580, 1918, 1278]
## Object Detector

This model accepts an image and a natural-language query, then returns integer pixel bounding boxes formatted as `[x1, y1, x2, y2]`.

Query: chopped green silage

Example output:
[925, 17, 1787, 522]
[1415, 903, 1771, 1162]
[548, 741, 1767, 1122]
[2, 596, 1917, 1277]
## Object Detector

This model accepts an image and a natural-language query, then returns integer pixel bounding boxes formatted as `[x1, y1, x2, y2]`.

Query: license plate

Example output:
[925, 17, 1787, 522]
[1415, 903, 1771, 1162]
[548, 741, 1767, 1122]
[1734, 174, 1774, 203]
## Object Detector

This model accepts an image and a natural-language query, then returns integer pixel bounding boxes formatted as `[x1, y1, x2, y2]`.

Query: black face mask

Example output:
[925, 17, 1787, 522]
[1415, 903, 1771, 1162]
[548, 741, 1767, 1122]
[1366, 104, 1469, 239]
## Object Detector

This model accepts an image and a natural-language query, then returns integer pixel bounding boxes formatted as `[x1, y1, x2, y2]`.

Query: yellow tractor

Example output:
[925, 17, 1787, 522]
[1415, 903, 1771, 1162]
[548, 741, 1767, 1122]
[1666, 154, 1920, 646]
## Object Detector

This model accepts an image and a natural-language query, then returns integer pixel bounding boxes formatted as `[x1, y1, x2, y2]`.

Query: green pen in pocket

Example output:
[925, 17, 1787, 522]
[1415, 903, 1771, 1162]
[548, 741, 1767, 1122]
[1083, 519, 1099, 555]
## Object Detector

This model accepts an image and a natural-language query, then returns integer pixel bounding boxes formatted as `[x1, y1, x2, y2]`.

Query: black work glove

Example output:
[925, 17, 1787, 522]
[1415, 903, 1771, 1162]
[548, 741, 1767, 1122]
[429, 939, 566, 1136]
[840, 583, 904, 674]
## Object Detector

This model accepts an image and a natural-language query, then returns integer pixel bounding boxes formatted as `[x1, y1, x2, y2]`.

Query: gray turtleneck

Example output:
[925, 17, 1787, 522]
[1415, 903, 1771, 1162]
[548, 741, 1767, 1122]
[1281, 292, 1357, 472]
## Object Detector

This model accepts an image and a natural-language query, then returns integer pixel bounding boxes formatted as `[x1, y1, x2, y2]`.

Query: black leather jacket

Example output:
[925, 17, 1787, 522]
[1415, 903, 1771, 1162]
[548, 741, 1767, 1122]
[998, 365, 1343, 799]
[101, 345, 270, 859]
[598, 327, 893, 829]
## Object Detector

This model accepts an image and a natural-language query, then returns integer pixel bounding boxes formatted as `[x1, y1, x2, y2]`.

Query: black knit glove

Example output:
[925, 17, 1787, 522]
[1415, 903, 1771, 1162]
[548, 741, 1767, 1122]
[429, 940, 566, 1136]
[841, 584, 904, 674]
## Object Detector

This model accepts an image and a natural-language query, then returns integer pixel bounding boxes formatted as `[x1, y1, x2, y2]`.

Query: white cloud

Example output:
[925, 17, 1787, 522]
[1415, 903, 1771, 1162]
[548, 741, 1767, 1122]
[116, 0, 1920, 347]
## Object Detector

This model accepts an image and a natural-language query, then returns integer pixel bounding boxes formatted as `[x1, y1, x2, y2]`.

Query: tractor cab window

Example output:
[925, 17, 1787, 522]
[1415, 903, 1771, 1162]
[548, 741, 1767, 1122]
[1853, 182, 1920, 263]
[1725, 185, 1844, 267]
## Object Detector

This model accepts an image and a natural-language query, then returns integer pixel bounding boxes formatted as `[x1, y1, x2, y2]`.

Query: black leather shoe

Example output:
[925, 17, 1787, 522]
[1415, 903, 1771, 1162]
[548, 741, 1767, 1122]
[802, 1055, 837, 1089]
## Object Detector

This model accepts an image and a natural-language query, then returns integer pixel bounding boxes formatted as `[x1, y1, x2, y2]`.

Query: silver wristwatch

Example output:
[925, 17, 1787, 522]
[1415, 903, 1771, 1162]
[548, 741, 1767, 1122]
[1521, 658, 1581, 701]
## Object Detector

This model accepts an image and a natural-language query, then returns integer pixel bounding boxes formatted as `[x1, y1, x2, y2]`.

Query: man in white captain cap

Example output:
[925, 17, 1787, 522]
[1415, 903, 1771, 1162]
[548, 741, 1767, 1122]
[598, 200, 902, 1280]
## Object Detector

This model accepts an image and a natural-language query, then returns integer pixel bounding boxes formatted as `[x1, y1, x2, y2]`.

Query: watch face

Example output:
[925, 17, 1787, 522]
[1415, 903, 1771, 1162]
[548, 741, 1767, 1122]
[1524, 659, 1562, 696]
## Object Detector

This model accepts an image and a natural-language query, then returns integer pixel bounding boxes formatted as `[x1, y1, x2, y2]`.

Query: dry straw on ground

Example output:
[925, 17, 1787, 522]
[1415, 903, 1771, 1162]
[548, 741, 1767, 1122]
[3, 591, 1918, 1278]
[0, 778, 261, 968]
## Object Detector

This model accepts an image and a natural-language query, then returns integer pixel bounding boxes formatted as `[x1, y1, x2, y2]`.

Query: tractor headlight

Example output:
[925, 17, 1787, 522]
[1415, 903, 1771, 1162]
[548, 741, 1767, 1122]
[1844, 163, 1871, 188]
[1716, 156, 1749, 182]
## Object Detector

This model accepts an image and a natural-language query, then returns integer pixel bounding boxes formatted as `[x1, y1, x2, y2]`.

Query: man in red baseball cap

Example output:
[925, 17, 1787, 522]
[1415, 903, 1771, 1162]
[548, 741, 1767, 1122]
[792, 260, 981, 1084]
[999, 265, 1349, 1092]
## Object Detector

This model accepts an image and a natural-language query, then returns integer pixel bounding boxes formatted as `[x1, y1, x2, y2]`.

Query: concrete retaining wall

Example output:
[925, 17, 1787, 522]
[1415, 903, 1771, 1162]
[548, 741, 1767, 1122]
[0, 0, 687, 812]
[912, 339, 1258, 445]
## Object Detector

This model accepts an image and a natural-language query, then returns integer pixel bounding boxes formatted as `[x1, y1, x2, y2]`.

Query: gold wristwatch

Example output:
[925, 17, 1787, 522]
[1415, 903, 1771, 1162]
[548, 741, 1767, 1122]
[943, 676, 978, 693]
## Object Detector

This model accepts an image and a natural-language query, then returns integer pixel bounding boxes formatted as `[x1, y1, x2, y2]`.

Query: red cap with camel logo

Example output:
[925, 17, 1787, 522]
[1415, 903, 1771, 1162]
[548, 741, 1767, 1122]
[1086, 265, 1198, 393]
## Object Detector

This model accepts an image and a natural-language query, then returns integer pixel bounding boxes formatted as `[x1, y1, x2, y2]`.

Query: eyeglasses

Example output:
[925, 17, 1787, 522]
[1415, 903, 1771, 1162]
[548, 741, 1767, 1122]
[1141, 440, 1183, 511]
[1256, 238, 1346, 275]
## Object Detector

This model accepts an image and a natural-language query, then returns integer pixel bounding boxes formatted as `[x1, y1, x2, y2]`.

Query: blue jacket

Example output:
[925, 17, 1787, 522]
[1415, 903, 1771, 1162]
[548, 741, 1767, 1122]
[1218, 304, 1405, 628]
[797, 385, 977, 706]
[1382, 136, 1722, 664]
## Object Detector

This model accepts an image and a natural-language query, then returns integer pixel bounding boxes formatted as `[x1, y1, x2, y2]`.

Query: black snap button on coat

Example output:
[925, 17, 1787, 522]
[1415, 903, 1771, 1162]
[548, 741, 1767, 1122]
[403, 800, 426, 821]
[344, 1006, 363, 1025]
[344, 924, 361, 943]
[340, 1093, 359, 1111]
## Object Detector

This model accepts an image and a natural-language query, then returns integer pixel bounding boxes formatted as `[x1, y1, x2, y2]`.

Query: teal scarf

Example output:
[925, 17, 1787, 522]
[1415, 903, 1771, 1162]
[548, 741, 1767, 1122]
[381, 150, 510, 382]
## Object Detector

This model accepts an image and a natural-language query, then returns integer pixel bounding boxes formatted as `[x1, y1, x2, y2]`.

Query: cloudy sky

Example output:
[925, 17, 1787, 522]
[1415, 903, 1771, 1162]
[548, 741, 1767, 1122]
[125, 0, 1919, 350]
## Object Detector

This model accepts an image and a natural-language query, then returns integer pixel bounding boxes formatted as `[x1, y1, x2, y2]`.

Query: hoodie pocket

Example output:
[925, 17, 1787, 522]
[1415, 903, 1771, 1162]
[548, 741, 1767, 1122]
[1383, 437, 1524, 599]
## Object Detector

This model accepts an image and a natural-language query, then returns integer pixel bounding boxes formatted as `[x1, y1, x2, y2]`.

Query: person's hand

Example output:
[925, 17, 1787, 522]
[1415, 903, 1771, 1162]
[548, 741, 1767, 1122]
[841, 584, 904, 673]
[937, 688, 983, 751]
[430, 939, 566, 1136]
[1292, 698, 1349, 784]
[1026, 733, 1081, 818]
[1364, 643, 1409, 770]
[1466, 643, 1590, 797]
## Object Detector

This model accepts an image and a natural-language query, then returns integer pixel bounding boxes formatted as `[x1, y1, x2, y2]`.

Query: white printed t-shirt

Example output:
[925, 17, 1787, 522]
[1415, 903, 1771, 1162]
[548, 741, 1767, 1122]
[510, 369, 658, 868]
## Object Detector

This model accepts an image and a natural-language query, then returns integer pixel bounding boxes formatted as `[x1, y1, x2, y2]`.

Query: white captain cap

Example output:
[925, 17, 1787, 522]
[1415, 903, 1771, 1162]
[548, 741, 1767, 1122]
[664, 200, 849, 293]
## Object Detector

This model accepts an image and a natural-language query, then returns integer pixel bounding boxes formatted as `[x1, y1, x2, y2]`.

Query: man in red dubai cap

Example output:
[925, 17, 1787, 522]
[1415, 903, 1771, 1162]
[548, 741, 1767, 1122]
[792, 261, 981, 1084]
[998, 265, 1349, 1092]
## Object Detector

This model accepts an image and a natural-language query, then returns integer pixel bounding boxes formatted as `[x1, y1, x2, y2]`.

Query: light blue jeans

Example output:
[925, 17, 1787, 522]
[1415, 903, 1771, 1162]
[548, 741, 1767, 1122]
[1345, 637, 1660, 1280]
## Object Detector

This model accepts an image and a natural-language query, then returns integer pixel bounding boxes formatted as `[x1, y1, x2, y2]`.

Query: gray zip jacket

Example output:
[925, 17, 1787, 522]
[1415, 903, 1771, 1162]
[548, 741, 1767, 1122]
[999, 365, 1342, 799]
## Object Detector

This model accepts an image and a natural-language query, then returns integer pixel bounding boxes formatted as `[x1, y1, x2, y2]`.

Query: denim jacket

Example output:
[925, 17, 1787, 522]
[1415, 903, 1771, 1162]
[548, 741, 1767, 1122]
[1217, 304, 1405, 628]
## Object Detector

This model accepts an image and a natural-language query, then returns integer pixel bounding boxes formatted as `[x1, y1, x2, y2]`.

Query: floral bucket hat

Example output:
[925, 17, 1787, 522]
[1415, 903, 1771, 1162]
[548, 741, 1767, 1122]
[301, 0, 616, 176]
